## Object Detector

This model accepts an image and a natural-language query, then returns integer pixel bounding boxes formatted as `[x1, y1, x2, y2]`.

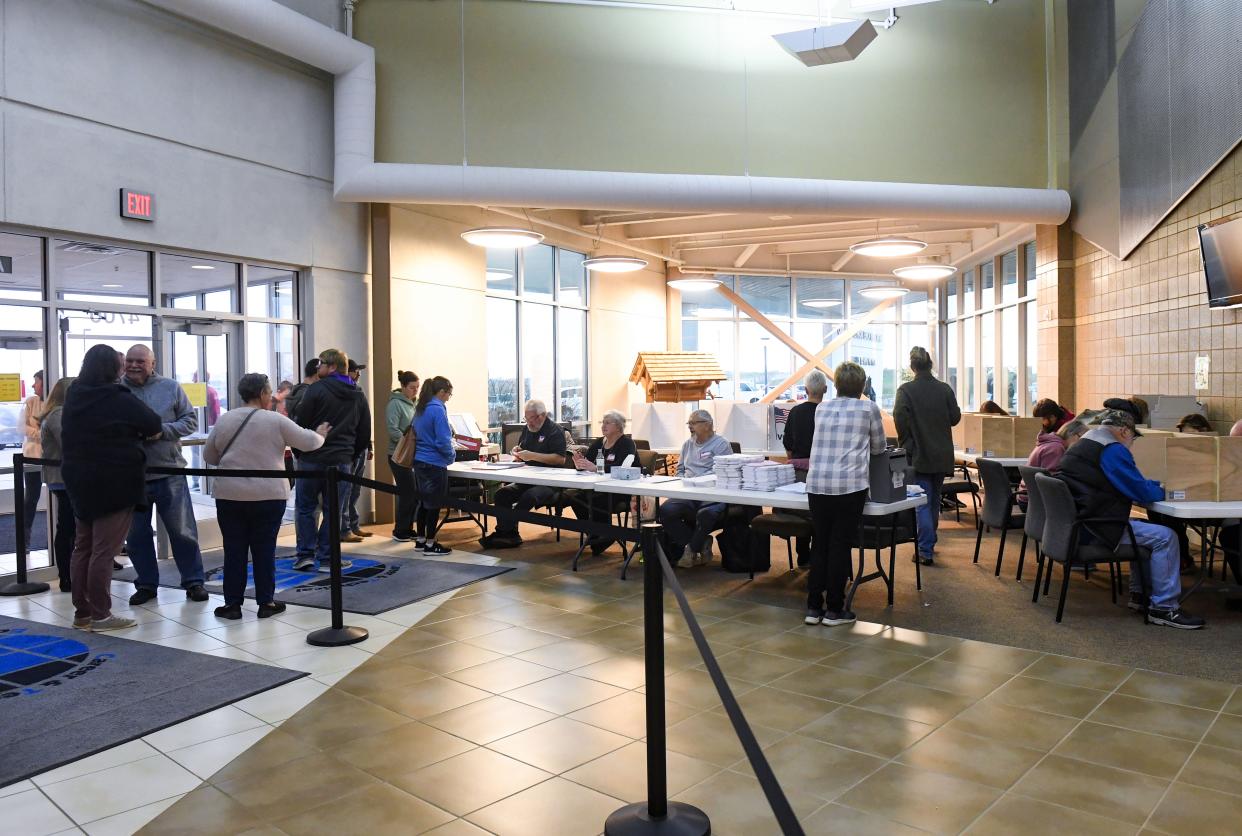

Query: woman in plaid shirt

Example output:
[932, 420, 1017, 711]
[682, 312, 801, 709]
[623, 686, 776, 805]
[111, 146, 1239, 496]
[804, 361, 887, 626]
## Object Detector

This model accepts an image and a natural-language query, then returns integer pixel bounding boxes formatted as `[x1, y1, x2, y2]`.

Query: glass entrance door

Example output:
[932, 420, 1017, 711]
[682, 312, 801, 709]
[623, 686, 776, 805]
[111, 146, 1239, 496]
[162, 318, 240, 498]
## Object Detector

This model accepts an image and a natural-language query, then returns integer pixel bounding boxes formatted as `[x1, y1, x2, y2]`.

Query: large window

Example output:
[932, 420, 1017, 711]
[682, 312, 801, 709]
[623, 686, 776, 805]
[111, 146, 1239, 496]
[485, 243, 589, 427]
[941, 241, 1038, 413]
[680, 275, 930, 409]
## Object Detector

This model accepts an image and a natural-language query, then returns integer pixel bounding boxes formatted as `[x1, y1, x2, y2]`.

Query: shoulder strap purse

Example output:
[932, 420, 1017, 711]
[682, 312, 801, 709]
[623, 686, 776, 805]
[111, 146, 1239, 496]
[393, 422, 417, 468]
[217, 408, 261, 464]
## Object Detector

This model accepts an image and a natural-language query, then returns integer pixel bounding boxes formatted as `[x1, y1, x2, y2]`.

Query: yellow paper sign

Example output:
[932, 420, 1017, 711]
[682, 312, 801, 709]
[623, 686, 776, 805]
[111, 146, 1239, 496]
[0, 374, 21, 402]
[181, 382, 207, 408]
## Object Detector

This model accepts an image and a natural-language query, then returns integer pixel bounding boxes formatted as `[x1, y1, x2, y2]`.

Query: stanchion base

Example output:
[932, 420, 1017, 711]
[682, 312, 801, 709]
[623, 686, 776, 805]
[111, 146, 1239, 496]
[0, 580, 51, 597]
[305, 626, 369, 647]
[605, 802, 711, 836]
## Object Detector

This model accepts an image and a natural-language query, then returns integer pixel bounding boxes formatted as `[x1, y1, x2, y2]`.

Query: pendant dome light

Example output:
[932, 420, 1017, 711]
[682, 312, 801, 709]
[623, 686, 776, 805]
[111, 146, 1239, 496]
[667, 277, 723, 291]
[849, 236, 927, 258]
[858, 285, 910, 300]
[892, 262, 958, 281]
[584, 255, 648, 273]
[461, 227, 545, 248]
[800, 298, 842, 309]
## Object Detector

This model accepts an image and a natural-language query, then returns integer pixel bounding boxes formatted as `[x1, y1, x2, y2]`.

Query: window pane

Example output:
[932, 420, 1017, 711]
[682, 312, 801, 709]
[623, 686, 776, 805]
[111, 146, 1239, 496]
[945, 274, 958, 319]
[739, 275, 790, 318]
[963, 316, 976, 409]
[682, 320, 734, 399]
[1002, 306, 1018, 413]
[981, 312, 995, 404]
[1024, 241, 1037, 296]
[1026, 301, 1038, 408]
[0, 232, 44, 301]
[557, 307, 586, 422]
[159, 254, 237, 312]
[849, 281, 897, 321]
[521, 303, 554, 408]
[486, 298, 517, 426]
[792, 322, 847, 391]
[486, 248, 517, 294]
[247, 266, 296, 319]
[795, 277, 844, 319]
[963, 270, 975, 314]
[680, 275, 733, 318]
[246, 322, 297, 392]
[1001, 251, 1018, 304]
[850, 324, 896, 410]
[0, 305, 45, 493]
[980, 261, 995, 307]
[55, 240, 151, 305]
[739, 322, 793, 401]
[557, 249, 587, 307]
[947, 319, 959, 396]
[59, 310, 153, 378]
[522, 245, 554, 300]
[901, 288, 930, 322]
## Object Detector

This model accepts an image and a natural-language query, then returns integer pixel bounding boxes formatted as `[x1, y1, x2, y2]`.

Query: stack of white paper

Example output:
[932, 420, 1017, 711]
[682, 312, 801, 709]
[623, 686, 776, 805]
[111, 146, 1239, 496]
[741, 461, 797, 491]
[713, 454, 765, 489]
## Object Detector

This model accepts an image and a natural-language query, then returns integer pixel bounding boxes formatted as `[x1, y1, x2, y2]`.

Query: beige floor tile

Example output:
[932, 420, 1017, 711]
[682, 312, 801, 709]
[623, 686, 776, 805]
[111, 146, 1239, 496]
[726, 602, 803, 628]
[768, 662, 891, 704]
[1053, 721, 1197, 780]
[531, 610, 619, 637]
[444, 655, 561, 692]
[513, 638, 618, 671]
[422, 818, 493, 836]
[815, 645, 926, 680]
[571, 653, 648, 689]
[419, 614, 519, 641]
[853, 680, 978, 726]
[567, 691, 699, 738]
[505, 672, 626, 714]
[1117, 669, 1236, 712]
[327, 720, 477, 778]
[988, 676, 1109, 719]
[836, 762, 1002, 835]
[273, 783, 455, 835]
[737, 735, 886, 802]
[1147, 781, 1242, 835]
[801, 802, 928, 836]
[391, 748, 552, 817]
[672, 768, 824, 836]
[710, 685, 840, 733]
[741, 631, 852, 662]
[897, 726, 1044, 789]
[1023, 654, 1132, 692]
[898, 659, 1015, 699]
[488, 716, 630, 773]
[431, 592, 517, 618]
[40, 753, 201, 825]
[1177, 743, 1242, 796]
[333, 657, 438, 701]
[935, 639, 1044, 674]
[362, 675, 492, 721]
[662, 633, 736, 671]
[461, 625, 562, 655]
[666, 711, 787, 768]
[0, 788, 75, 836]
[705, 648, 809, 685]
[577, 622, 646, 650]
[1223, 688, 1242, 716]
[275, 689, 423, 749]
[214, 751, 381, 821]
[204, 728, 320, 786]
[859, 626, 964, 658]
[796, 705, 935, 759]
[563, 741, 720, 804]
[944, 700, 1080, 752]
[1088, 694, 1219, 742]
[32, 740, 158, 788]
[166, 727, 274, 781]
[965, 795, 1136, 836]
[580, 597, 646, 622]
[393, 642, 505, 674]
[1203, 712, 1242, 751]
[465, 776, 622, 836]
[373, 627, 454, 659]
[421, 694, 556, 744]
[699, 618, 788, 647]
[137, 785, 262, 836]
[661, 669, 750, 710]
[1011, 754, 1169, 825]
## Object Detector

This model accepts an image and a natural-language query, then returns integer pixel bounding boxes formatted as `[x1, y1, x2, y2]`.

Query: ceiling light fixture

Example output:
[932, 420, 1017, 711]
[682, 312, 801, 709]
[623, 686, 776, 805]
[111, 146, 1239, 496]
[892, 263, 958, 281]
[667, 278, 722, 291]
[800, 298, 843, 309]
[859, 285, 910, 300]
[849, 236, 927, 258]
[584, 255, 648, 273]
[102, 283, 123, 289]
[190, 264, 215, 270]
[461, 227, 544, 249]
[486, 269, 513, 282]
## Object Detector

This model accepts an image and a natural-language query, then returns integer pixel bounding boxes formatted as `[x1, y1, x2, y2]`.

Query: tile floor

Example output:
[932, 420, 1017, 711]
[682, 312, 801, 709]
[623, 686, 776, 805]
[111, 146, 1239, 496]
[2, 532, 1241, 835]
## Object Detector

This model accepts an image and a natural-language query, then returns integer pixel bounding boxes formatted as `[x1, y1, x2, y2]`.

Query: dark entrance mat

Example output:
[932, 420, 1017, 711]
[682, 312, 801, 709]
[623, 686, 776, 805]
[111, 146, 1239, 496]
[114, 548, 514, 615]
[0, 510, 48, 554]
[0, 615, 305, 788]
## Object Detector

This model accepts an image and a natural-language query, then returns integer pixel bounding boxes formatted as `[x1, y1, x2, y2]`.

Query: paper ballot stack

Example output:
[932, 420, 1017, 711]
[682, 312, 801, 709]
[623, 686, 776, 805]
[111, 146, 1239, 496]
[713, 454, 764, 489]
[741, 461, 797, 492]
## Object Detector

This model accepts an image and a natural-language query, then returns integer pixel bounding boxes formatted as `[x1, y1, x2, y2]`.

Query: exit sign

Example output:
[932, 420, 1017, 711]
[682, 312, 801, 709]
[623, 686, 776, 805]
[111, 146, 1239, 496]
[120, 188, 154, 221]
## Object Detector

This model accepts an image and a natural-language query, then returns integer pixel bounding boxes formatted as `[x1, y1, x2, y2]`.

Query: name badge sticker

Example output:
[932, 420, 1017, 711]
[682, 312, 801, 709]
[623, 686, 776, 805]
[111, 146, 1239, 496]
[606, 453, 615, 461]
[700, 451, 710, 459]
[538, 436, 545, 443]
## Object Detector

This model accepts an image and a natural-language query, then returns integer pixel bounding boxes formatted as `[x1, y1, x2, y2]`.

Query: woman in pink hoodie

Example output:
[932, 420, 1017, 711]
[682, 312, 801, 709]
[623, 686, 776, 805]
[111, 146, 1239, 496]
[1019, 419, 1087, 508]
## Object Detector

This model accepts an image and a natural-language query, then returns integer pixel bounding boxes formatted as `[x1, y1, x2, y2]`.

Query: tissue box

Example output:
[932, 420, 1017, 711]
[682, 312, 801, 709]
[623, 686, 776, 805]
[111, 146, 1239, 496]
[610, 466, 642, 481]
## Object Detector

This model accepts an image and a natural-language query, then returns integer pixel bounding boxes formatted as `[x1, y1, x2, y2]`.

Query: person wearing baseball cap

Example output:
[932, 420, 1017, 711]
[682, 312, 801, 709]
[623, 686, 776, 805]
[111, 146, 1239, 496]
[1057, 409, 1204, 629]
[343, 358, 373, 541]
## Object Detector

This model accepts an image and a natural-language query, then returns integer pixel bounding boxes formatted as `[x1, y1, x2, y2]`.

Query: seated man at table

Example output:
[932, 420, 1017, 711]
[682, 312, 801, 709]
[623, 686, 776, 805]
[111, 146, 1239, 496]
[481, 399, 568, 549]
[1057, 410, 1205, 630]
[659, 409, 734, 566]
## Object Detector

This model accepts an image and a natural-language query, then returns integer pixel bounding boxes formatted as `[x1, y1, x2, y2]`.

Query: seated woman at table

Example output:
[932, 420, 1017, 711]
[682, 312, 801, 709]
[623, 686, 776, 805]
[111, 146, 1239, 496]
[979, 400, 1009, 416]
[1018, 418, 1087, 509]
[1175, 413, 1213, 434]
[659, 409, 733, 566]
[567, 410, 637, 556]
[804, 361, 886, 627]
[1033, 398, 1076, 433]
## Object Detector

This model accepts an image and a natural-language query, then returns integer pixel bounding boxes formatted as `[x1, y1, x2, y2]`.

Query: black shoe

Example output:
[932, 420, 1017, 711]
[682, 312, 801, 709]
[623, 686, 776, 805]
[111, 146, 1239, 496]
[392, 532, 414, 543]
[292, 556, 317, 572]
[588, 538, 612, 556]
[423, 542, 452, 555]
[257, 602, 286, 619]
[112, 560, 124, 570]
[821, 609, 857, 627]
[1128, 593, 1147, 612]
[912, 553, 935, 566]
[214, 604, 242, 620]
[59, 580, 72, 593]
[186, 585, 209, 602]
[129, 588, 157, 605]
[1147, 607, 1206, 630]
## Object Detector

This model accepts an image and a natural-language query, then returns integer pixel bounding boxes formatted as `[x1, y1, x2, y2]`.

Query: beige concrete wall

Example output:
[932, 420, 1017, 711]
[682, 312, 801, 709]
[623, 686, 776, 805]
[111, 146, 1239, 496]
[356, 0, 1051, 188]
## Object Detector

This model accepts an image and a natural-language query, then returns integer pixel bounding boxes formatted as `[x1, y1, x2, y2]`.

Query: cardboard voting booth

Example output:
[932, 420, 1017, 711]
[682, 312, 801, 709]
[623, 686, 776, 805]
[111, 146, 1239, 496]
[962, 415, 1042, 457]
[630, 402, 690, 450]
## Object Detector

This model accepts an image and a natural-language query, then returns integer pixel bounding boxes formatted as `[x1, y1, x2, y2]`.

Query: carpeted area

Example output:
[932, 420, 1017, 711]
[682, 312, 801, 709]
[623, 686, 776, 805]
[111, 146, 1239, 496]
[113, 547, 513, 615]
[433, 512, 1242, 684]
[0, 510, 48, 554]
[0, 615, 305, 788]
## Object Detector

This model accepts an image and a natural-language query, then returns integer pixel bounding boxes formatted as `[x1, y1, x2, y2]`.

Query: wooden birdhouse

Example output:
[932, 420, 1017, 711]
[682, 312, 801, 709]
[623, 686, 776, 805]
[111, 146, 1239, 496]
[629, 352, 727, 403]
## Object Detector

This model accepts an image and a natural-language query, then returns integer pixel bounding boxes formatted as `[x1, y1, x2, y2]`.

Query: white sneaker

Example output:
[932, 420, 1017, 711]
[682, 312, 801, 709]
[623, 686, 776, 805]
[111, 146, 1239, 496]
[681, 545, 698, 566]
[690, 550, 708, 567]
[90, 615, 137, 631]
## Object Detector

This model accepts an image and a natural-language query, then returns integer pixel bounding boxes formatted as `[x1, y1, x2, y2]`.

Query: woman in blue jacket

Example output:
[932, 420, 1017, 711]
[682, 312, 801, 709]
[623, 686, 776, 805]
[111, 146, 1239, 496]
[413, 376, 454, 555]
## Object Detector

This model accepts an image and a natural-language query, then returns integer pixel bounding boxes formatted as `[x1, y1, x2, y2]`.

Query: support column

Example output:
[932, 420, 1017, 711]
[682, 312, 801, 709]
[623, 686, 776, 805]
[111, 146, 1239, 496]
[1035, 222, 1076, 409]
[371, 203, 395, 525]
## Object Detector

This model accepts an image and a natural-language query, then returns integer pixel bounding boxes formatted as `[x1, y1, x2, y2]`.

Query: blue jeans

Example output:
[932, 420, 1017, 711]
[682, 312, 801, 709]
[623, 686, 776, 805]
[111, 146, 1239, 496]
[1126, 520, 1181, 610]
[217, 499, 286, 606]
[127, 476, 204, 591]
[295, 460, 351, 567]
[913, 473, 945, 558]
[343, 452, 366, 532]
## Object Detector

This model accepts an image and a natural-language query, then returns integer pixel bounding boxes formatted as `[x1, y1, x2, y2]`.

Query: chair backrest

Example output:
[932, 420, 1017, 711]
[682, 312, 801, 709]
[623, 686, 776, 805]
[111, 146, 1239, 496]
[1033, 473, 1076, 562]
[729, 441, 742, 454]
[976, 458, 1016, 527]
[636, 449, 659, 475]
[632, 438, 651, 451]
[501, 423, 525, 453]
[1017, 465, 1048, 540]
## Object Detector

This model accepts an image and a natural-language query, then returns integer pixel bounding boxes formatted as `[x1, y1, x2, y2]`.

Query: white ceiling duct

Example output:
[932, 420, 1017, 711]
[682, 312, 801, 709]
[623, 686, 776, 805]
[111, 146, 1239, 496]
[141, 0, 1070, 226]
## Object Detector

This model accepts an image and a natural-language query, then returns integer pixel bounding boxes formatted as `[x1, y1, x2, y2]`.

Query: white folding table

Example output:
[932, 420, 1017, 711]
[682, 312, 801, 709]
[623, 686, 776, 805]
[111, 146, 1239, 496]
[1145, 499, 1242, 600]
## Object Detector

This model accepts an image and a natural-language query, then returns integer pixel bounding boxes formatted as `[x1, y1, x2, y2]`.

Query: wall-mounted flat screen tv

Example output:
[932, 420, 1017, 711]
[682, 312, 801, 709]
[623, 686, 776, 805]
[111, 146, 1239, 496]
[1200, 215, 1242, 308]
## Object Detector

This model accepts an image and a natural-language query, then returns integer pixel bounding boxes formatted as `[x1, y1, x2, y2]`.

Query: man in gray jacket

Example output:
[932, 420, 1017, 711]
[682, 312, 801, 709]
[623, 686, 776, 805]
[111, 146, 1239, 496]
[894, 346, 962, 566]
[122, 345, 207, 604]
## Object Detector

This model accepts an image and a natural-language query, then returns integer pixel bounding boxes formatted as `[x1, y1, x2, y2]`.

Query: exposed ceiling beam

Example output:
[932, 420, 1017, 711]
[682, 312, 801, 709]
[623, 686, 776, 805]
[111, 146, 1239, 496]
[679, 266, 897, 279]
[482, 207, 681, 264]
[831, 251, 856, 271]
[625, 215, 889, 241]
[733, 243, 761, 268]
[581, 210, 731, 227]
[674, 227, 978, 253]
[773, 237, 969, 256]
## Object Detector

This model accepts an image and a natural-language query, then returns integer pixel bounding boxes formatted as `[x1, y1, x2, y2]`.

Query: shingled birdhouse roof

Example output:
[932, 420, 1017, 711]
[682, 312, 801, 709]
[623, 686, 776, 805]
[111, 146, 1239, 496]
[629, 352, 727, 403]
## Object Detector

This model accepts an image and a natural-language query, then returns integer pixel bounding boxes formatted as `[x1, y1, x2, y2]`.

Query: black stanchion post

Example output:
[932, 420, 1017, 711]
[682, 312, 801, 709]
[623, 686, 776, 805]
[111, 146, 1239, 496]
[306, 467, 368, 647]
[2, 454, 50, 597]
[605, 524, 709, 836]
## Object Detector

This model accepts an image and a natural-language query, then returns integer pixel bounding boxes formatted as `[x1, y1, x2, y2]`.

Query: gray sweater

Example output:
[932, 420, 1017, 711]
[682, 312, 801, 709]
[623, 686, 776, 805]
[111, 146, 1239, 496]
[122, 372, 198, 479]
[204, 408, 323, 501]
[39, 407, 65, 488]
[676, 433, 734, 478]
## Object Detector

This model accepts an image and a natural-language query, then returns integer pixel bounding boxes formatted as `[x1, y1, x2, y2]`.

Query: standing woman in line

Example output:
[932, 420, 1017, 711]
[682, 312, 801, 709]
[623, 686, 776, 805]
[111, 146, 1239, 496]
[18, 370, 44, 546]
[38, 377, 75, 593]
[804, 361, 886, 627]
[61, 345, 163, 631]
[413, 376, 454, 556]
[386, 370, 419, 542]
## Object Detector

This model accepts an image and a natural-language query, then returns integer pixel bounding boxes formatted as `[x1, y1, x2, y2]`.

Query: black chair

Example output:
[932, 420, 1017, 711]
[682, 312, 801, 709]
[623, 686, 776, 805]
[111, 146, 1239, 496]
[1033, 473, 1151, 623]
[1016, 465, 1048, 582]
[940, 464, 981, 526]
[974, 458, 1026, 576]
[729, 441, 742, 454]
[635, 448, 668, 476]
[750, 512, 813, 573]
[855, 508, 921, 603]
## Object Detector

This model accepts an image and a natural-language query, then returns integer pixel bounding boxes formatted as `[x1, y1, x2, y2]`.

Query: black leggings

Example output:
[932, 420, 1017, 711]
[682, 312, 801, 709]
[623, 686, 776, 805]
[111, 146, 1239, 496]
[389, 457, 418, 538]
[51, 489, 76, 585]
[806, 490, 867, 612]
[414, 462, 447, 541]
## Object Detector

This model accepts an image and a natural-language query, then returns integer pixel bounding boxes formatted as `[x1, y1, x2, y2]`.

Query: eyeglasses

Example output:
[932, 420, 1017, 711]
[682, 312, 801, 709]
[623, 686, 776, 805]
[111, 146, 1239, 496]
[686, 420, 707, 427]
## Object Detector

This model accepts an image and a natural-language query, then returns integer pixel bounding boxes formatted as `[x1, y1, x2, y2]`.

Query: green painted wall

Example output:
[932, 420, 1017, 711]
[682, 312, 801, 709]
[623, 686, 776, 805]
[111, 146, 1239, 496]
[357, 0, 1050, 187]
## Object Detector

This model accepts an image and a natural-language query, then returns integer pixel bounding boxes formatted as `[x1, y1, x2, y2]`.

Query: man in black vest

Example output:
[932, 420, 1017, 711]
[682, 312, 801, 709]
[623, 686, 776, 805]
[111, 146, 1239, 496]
[1057, 410, 1205, 629]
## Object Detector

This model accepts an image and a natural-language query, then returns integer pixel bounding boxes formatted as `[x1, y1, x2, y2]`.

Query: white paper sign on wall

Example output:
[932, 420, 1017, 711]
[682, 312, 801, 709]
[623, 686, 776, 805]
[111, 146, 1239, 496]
[1195, 356, 1210, 391]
